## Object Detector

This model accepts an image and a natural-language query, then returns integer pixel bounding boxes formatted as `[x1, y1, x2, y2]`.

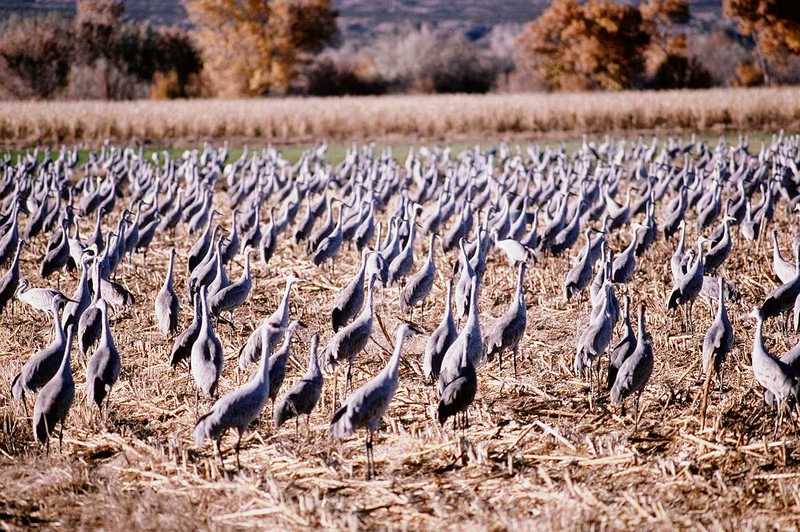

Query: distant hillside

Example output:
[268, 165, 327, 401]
[1, 0, 725, 39]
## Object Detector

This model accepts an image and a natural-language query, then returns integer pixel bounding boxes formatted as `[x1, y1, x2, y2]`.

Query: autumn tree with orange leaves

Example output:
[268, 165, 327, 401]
[724, 0, 800, 85]
[185, 0, 338, 97]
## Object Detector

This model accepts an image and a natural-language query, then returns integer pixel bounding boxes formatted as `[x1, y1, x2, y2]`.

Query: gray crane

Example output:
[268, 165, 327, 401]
[759, 250, 800, 321]
[702, 276, 734, 390]
[267, 320, 300, 409]
[400, 232, 437, 318]
[611, 224, 645, 285]
[453, 239, 475, 321]
[574, 283, 615, 395]
[326, 273, 378, 401]
[33, 324, 75, 453]
[194, 322, 280, 469]
[238, 276, 296, 369]
[16, 279, 74, 314]
[437, 329, 477, 430]
[191, 286, 224, 399]
[78, 260, 105, 355]
[0, 239, 24, 315]
[703, 216, 735, 274]
[155, 248, 179, 337]
[564, 229, 598, 301]
[85, 299, 120, 413]
[330, 323, 415, 480]
[484, 261, 527, 376]
[11, 294, 70, 412]
[666, 236, 709, 331]
[749, 307, 800, 432]
[209, 247, 255, 319]
[62, 252, 94, 328]
[607, 295, 635, 390]
[438, 275, 483, 396]
[170, 291, 201, 368]
[274, 333, 323, 433]
[331, 249, 369, 332]
[423, 278, 457, 383]
[610, 303, 653, 430]
[771, 230, 798, 284]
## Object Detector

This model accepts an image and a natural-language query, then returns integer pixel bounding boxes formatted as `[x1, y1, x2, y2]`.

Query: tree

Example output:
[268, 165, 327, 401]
[724, 0, 800, 85]
[515, 0, 651, 91]
[185, 0, 338, 96]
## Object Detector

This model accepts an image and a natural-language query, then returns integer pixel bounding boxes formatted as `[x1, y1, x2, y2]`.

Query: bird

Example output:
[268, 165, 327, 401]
[759, 249, 800, 322]
[33, 324, 76, 453]
[330, 323, 416, 480]
[11, 294, 71, 412]
[607, 295, 635, 390]
[439, 274, 483, 396]
[85, 299, 121, 413]
[190, 286, 224, 399]
[193, 322, 280, 469]
[0, 239, 24, 315]
[437, 329, 477, 430]
[267, 320, 301, 409]
[702, 277, 734, 390]
[331, 249, 369, 332]
[154, 248, 180, 337]
[771, 230, 798, 284]
[666, 237, 709, 331]
[209, 247, 255, 318]
[400, 232, 437, 317]
[748, 307, 800, 432]
[610, 303, 654, 430]
[170, 291, 201, 369]
[274, 333, 324, 432]
[16, 279, 74, 314]
[423, 278, 457, 383]
[238, 276, 296, 369]
[483, 261, 527, 377]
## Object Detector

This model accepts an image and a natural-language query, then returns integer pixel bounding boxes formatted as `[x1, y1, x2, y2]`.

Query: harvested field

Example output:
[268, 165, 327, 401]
[1, 137, 800, 530]
[2, 88, 800, 145]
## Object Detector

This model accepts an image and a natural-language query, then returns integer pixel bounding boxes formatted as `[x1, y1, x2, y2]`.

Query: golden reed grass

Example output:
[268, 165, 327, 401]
[1, 87, 799, 145]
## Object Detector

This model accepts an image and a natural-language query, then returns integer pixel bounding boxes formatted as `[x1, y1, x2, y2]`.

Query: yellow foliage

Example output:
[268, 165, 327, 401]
[184, 0, 337, 97]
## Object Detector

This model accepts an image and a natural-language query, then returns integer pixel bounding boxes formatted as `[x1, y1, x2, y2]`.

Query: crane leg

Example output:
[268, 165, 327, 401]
[364, 431, 373, 480]
[215, 438, 224, 469]
[513, 345, 518, 379]
[634, 394, 641, 433]
[235, 430, 242, 470]
[21, 394, 29, 418]
[59, 420, 65, 453]
[332, 370, 338, 414]
[346, 361, 353, 394]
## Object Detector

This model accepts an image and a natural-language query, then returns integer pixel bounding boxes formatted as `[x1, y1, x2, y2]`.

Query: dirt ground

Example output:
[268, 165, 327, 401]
[2, 143, 800, 530]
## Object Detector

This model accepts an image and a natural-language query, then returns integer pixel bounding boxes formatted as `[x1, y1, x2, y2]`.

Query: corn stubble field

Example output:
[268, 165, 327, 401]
[2, 132, 800, 530]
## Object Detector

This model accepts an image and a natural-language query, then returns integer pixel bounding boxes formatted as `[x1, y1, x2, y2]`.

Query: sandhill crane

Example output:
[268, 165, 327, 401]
[33, 324, 76, 453]
[85, 299, 120, 413]
[439, 275, 483, 396]
[331, 249, 369, 332]
[669, 221, 687, 284]
[188, 219, 218, 273]
[423, 278, 457, 383]
[267, 320, 300, 410]
[703, 216, 735, 274]
[220, 211, 241, 266]
[702, 277, 734, 390]
[575, 283, 615, 395]
[607, 295, 635, 390]
[11, 294, 70, 412]
[759, 250, 800, 322]
[772, 230, 798, 284]
[170, 291, 201, 368]
[331, 323, 416, 479]
[238, 276, 296, 369]
[484, 261, 527, 376]
[207, 239, 230, 300]
[438, 329, 477, 429]
[194, 323, 280, 469]
[326, 273, 378, 401]
[0, 239, 23, 315]
[209, 247, 255, 319]
[611, 304, 653, 430]
[155, 248, 179, 337]
[400, 232, 437, 317]
[667, 237, 709, 331]
[749, 307, 800, 432]
[453, 239, 475, 321]
[274, 333, 323, 432]
[611, 224, 645, 285]
[16, 279, 74, 314]
[191, 286, 224, 399]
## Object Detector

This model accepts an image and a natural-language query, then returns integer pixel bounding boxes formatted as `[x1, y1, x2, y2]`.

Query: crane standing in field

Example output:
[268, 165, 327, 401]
[331, 323, 416, 479]
[274, 333, 324, 434]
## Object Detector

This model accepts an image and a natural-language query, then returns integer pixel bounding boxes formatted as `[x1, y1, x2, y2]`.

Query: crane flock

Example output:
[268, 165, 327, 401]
[3, 134, 800, 481]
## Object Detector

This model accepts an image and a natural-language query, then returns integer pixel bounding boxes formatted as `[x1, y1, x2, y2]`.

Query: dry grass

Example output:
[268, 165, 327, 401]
[2, 88, 800, 146]
[2, 140, 800, 529]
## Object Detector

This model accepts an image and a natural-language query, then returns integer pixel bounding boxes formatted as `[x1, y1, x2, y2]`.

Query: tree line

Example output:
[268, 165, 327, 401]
[0, 0, 797, 99]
